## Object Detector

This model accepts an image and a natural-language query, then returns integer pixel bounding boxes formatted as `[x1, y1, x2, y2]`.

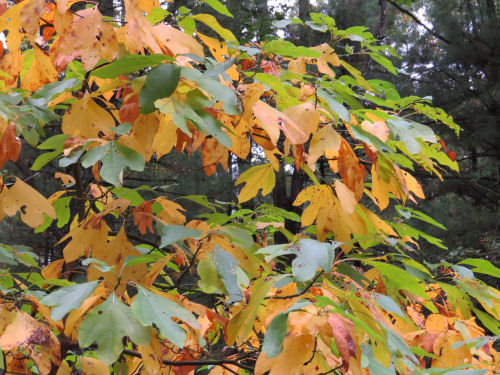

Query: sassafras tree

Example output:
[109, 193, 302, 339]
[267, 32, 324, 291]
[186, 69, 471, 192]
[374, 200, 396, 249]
[0, 0, 498, 374]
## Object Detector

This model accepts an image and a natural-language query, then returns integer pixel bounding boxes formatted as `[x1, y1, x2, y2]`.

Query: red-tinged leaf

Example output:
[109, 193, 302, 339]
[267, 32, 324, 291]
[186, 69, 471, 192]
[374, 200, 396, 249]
[133, 200, 154, 235]
[0, 121, 21, 168]
[447, 151, 457, 161]
[0, 310, 61, 375]
[241, 58, 256, 71]
[261, 60, 278, 77]
[327, 313, 356, 370]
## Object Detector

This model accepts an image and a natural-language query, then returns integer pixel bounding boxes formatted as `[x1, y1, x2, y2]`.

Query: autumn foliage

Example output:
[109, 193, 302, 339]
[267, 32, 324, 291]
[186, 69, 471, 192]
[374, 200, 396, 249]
[0, 0, 499, 374]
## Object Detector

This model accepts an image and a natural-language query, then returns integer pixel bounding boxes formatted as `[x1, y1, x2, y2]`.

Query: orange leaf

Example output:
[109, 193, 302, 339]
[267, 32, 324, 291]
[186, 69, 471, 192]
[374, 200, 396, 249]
[0, 121, 20, 168]
[338, 138, 365, 201]
[81, 357, 110, 375]
[54, 172, 76, 185]
[133, 200, 154, 235]
[41, 259, 65, 280]
[201, 137, 228, 176]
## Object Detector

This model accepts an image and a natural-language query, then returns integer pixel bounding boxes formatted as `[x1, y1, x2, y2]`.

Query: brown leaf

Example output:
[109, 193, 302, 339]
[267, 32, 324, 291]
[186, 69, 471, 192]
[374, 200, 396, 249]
[0, 121, 21, 168]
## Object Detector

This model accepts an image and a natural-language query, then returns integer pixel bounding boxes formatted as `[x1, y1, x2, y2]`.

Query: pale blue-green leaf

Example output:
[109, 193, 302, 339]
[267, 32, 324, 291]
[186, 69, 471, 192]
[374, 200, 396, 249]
[262, 301, 311, 358]
[292, 239, 337, 282]
[212, 245, 243, 302]
[79, 293, 151, 365]
[40, 281, 99, 321]
[131, 285, 200, 347]
[458, 259, 500, 278]
[159, 225, 202, 248]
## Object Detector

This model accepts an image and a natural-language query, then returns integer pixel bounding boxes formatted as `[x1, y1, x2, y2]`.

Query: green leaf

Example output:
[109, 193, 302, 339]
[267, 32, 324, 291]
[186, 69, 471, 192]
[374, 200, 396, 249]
[292, 239, 336, 282]
[146, 8, 169, 24]
[263, 39, 320, 58]
[33, 78, 80, 102]
[212, 245, 243, 303]
[181, 67, 239, 115]
[368, 52, 397, 75]
[159, 225, 202, 248]
[0, 245, 17, 265]
[459, 259, 500, 278]
[31, 151, 59, 171]
[473, 308, 500, 336]
[140, 64, 181, 114]
[54, 196, 72, 228]
[111, 122, 132, 135]
[79, 293, 151, 365]
[40, 281, 99, 321]
[81, 142, 145, 186]
[201, 0, 233, 17]
[317, 88, 349, 122]
[220, 226, 254, 250]
[367, 261, 436, 312]
[373, 293, 405, 318]
[192, 14, 237, 42]
[197, 256, 226, 294]
[92, 54, 171, 79]
[387, 118, 437, 154]
[262, 301, 311, 358]
[131, 285, 201, 347]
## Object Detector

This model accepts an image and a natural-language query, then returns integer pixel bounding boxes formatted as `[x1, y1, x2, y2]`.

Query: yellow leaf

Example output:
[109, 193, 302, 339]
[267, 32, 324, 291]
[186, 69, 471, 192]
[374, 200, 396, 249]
[87, 226, 147, 292]
[240, 83, 266, 128]
[62, 93, 116, 138]
[253, 100, 306, 145]
[155, 197, 186, 225]
[119, 113, 159, 160]
[288, 57, 306, 75]
[311, 43, 340, 77]
[401, 170, 425, 199]
[255, 334, 315, 375]
[201, 137, 228, 176]
[198, 32, 239, 80]
[154, 23, 205, 62]
[293, 185, 334, 227]
[81, 357, 110, 375]
[307, 125, 341, 170]
[59, 219, 109, 262]
[152, 113, 178, 158]
[0, 177, 56, 228]
[283, 102, 319, 144]
[192, 14, 237, 41]
[334, 180, 357, 215]
[235, 163, 275, 203]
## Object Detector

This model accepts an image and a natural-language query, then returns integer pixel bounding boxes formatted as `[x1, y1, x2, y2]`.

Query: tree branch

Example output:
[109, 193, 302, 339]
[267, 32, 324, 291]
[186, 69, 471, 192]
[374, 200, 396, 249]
[384, 0, 451, 44]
